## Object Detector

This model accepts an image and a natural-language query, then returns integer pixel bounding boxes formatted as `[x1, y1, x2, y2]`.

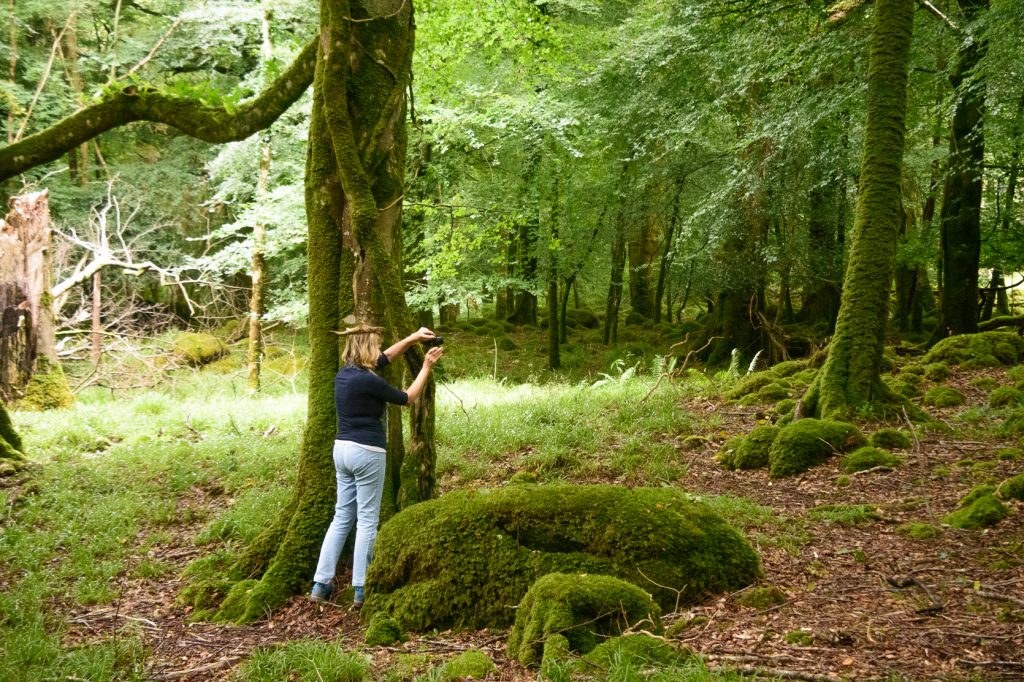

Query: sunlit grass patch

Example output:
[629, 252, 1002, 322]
[230, 639, 369, 682]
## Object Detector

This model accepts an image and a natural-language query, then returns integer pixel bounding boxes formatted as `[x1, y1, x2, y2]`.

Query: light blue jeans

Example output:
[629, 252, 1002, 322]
[313, 440, 387, 588]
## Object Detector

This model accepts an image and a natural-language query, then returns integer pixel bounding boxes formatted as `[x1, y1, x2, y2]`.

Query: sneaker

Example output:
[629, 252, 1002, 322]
[353, 586, 365, 608]
[310, 581, 333, 602]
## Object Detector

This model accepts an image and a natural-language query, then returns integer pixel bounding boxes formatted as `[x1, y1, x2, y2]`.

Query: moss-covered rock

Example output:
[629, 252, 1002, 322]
[841, 446, 902, 473]
[768, 419, 866, 478]
[507, 573, 662, 667]
[495, 335, 518, 351]
[566, 309, 600, 329]
[735, 585, 788, 609]
[173, 332, 228, 366]
[943, 488, 1009, 529]
[969, 376, 999, 391]
[439, 650, 495, 680]
[364, 485, 760, 632]
[989, 386, 1024, 409]
[897, 522, 942, 540]
[922, 386, 966, 408]
[572, 634, 690, 674]
[996, 474, 1024, 502]
[774, 398, 797, 415]
[18, 359, 74, 410]
[869, 428, 912, 450]
[724, 372, 777, 401]
[923, 362, 950, 382]
[364, 612, 404, 646]
[1008, 365, 1024, 383]
[997, 447, 1023, 461]
[719, 426, 778, 471]
[884, 376, 919, 399]
[924, 331, 1024, 367]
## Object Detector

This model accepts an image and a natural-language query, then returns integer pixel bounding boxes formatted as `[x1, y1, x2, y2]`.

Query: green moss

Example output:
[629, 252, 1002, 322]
[774, 399, 797, 415]
[884, 377, 919, 399]
[573, 634, 690, 673]
[960, 485, 996, 506]
[263, 355, 307, 375]
[364, 613, 404, 647]
[213, 578, 259, 622]
[768, 419, 866, 478]
[757, 383, 791, 402]
[897, 522, 942, 540]
[724, 373, 777, 400]
[996, 447, 1023, 461]
[364, 485, 760, 632]
[173, 332, 228, 366]
[923, 362, 950, 382]
[806, 504, 880, 526]
[0, 401, 25, 465]
[922, 386, 966, 408]
[997, 474, 1024, 502]
[495, 335, 518, 351]
[507, 573, 662, 667]
[969, 376, 998, 391]
[1008, 365, 1024, 383]
[1001, 408, 1024, 436]
[869, 428, 912, 449]
[784, 630, 813, 646]
[943, 493, 1008, 529]
[438, 651, 495, 680]
[835, 475, 851, 487]
[719, 426, 778, 471]
[989, 386, 1024, 409]
[680, 435, 709, 451]
[901, 363, 925, 376]
[18, 359, 74, 410]
[924, 331, 1024, 367]
[735, 585, 787, 609]
[841, 446, 902, 473]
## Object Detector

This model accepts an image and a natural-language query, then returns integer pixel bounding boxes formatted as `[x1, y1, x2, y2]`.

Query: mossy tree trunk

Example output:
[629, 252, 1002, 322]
[653, 185, 682, 324]
[0, 398, 25, 475]
[934, 0, 988, 338]
[603, 206, 626, 345]
[627, 210, 659, 320]
[802, 0, 915, 418]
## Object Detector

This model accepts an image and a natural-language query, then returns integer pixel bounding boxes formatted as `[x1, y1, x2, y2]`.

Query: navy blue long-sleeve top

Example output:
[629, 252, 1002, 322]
[334, 353, 408, 449]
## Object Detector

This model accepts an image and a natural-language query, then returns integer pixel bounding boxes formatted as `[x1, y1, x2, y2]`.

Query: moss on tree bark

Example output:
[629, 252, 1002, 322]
[804, 0, 915, 418]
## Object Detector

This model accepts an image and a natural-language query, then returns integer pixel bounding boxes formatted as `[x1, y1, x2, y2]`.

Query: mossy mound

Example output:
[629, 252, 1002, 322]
[869, 428, 912, 450]
[996, 474, 1024, 502]
[364, 485, 760, 632]
[767, 419, 866, 478]
[841, 446, 902, 473]
[884, 376, 920, 399]
[724, 373, 777, 401]
[924, 362, 950, 382]
[922, 386, 966, 408]
[757, 382, 791, 402]
[438, 650, 495, 680]
[364, 613, 404, 646]
[989, 386, 1024, 409]
[897, 522, 942, 540]
[173, 332, 228, 366]
[943, 487, 1009, 529]
[924, 331, 1024, 368]
[572, 634, 690, 674]
[495, 335, 518, 351]
[565, 309, 600, 329]
[997, 447, 1023, 461]
[1001, 409, 1024, 436]
[507, 573, 662, 667]
[18, 359, 74, 410]
[774, 398, 797, 415]
[970, 376, 999, 391]
[718, 426, 779, 471]
[736, 585, 787, 609]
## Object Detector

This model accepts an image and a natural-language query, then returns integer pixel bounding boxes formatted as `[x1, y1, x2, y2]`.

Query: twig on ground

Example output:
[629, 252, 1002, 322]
[150, 656, 241, 680]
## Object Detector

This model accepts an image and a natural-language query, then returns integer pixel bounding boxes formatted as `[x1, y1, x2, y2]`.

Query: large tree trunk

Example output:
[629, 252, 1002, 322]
[603, 207, 626, 344]
[627, 211, 659, 319]
[935, 0, 988, 339]
[0, 191, 73, 409]
[803, 0, 915, 418]
[211, 0, 424, 622]
[506, 217, 538, 325]
[653, 186, 682, 324]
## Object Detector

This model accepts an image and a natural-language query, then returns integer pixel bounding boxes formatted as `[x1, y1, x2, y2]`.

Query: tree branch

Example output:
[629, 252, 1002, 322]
[0, 37, 317, 182]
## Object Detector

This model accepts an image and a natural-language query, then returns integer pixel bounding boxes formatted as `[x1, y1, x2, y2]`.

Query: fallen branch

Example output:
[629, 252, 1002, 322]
[973, 589, 1024, 608]
[151, 656, 242, 680]
[708, 661, 844, 682]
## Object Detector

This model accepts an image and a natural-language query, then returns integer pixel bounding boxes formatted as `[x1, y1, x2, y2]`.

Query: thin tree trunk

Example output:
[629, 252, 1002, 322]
[603, 208, 626, 345]
[7, 0, 16, 145]
[654, 186, 682, 324]
[90, 271, 101, 365]
[804, 0, 915, 418]
[248, 9, 273, 394]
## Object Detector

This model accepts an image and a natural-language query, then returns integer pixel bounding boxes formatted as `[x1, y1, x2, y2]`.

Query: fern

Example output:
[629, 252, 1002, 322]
[727, 348, 742, 379]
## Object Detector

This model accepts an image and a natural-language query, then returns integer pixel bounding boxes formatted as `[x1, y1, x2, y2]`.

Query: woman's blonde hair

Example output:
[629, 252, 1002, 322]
[336, 323, 384, 370]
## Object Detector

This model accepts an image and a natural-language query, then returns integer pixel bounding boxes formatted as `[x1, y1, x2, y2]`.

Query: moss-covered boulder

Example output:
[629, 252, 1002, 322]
[757, 382, 791, 402]
[718, 426, 778, 471]
[566, 309, 599, 329]
[364, 485, 760, 631]
[841, 446, 902, 473]
[922, 386, 966, 408]
[438, 651, 495, 680]
[989, 386, 1024, 409]
[996, 474, 1024, 502]
[924, 331, 1024, 368]
[943, 486, 1009, 529]
[869, 428, 912, 450]
[735, 585, 788, 609]
[767, 419, 866, 478]
[572, 634, 690, 674]
[173, 332, 228, 366]
[364, 612, 404, 646]
[507, 573, 662, 667]
[923, 362, 950, 382]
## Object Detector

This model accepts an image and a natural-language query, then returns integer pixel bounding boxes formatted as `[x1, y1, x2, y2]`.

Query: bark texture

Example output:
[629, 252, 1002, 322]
[804, 0, 915, 418]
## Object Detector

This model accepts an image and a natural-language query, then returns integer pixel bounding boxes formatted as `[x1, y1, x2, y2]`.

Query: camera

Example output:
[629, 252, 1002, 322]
[423, 336, 444, 349]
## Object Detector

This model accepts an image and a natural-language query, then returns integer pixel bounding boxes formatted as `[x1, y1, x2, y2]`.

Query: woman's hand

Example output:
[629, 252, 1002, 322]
[413, 327, 436, 343]
[424, 346, 444, 368]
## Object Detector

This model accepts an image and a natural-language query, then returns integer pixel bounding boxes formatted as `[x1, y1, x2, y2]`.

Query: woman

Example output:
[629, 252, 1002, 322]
[310, 323, 443, 607]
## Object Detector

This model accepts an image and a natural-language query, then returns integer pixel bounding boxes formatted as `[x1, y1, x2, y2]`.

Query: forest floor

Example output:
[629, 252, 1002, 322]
[43, 362, 1023, 682]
